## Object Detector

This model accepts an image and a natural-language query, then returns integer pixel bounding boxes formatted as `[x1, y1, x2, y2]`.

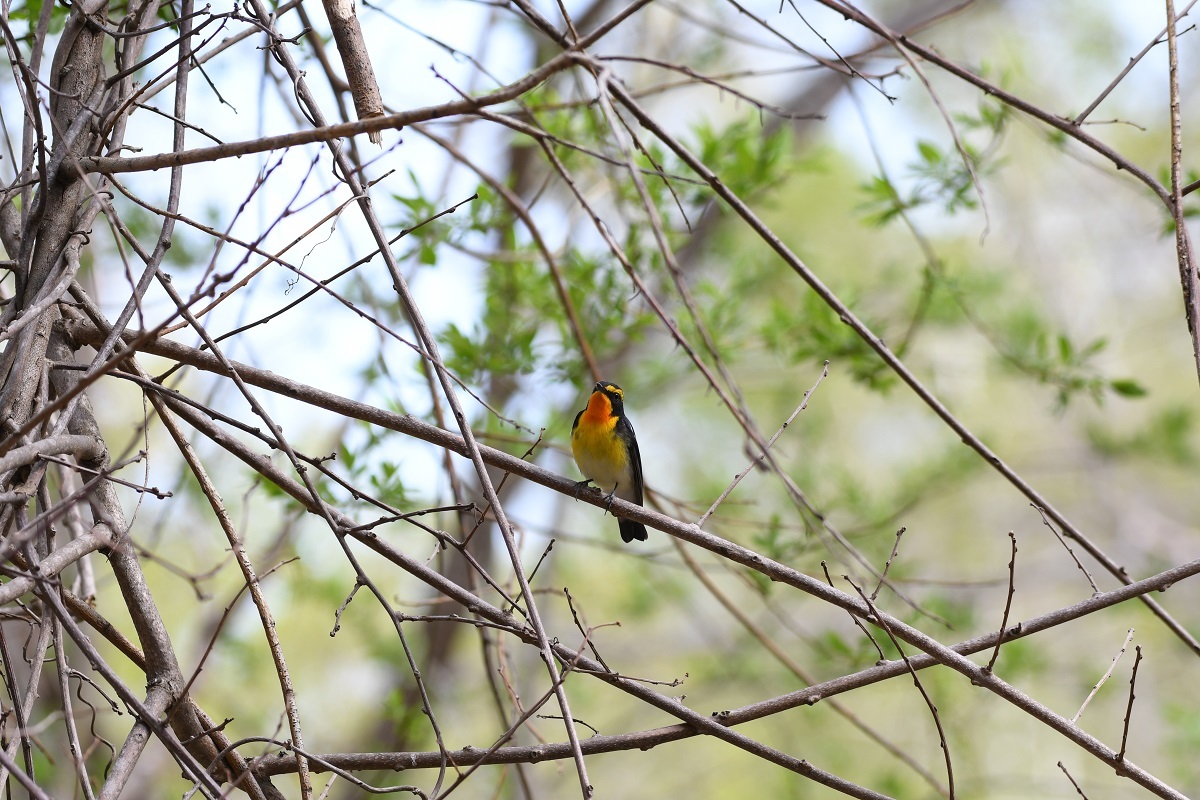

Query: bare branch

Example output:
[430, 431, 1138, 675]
[984, 532, 1018, 673]
[1072, 629, 1135, 726]
[79, 54, 578, 175]
[1117, 645, 1144, 764]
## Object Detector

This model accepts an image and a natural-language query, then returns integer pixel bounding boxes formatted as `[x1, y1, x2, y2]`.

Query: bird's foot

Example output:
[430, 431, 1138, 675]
[602, 485, 617, 514]
[572, 479, 594, 500]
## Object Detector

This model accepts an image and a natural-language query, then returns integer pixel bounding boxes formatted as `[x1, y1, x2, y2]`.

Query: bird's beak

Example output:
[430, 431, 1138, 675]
[593, 381, 605, 392]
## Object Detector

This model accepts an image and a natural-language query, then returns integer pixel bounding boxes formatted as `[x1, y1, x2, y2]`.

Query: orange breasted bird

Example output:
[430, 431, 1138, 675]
[570, 381, 648, 543]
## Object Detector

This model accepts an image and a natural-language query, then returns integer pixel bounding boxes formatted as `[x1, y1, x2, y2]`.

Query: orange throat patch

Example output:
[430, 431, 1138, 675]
[579, 391, 615, 427]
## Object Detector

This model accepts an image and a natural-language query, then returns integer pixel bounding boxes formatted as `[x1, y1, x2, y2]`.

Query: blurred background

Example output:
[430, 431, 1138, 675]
[5, 0, 1200, 797]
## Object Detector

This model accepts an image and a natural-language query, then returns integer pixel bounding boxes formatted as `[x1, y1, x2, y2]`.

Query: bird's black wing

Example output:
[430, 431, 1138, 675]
[616, 416, 648, 543]
[619, 416, 644, 506]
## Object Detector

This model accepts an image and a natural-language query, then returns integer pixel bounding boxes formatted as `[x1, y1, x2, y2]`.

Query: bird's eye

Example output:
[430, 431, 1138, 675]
[607, 385, 623, 398]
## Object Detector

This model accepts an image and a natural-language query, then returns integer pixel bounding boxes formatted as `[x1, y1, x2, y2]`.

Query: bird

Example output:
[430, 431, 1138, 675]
[570, 381, 648, 543]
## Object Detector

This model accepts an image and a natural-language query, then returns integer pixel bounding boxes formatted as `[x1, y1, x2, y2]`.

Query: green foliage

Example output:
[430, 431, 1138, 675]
[440, 315, 538, 385]
[1157, 165, 1200, 190]
[859, 173, 912, 227]
[522, 86, 608, 158]
[337, 424, 411, 510]
[272, 422, 414, 514]
[358, 349, 398, 401]
[874, 771, 911, 799]
[861, 97, 1008, 225]
[906, 261, 1147, 410]
[566, 251, 656, 363]
[995, 312, 1146, 410]
[913, 264, 1000, 326]
[1046, 126, 1070, 148]
[461, 182, 507, 235]
[614, 558, 681, 619]
[432, 113, 794, 400]
[367, 455, 411, 509]
[7, 0, 68, 38]
[1109, 378, 1148, 398]
[256, 467, 299, 506]
[392, 173, 462, 266]
[860, 138, 981, 223]
[436, 240, 654, 388]
[391, 175, 659, 391]
[16, 4, 1200, 798]
[683, 277, 754, 358]
[954, 94, 1011, 136]
[762, 288, 895, 390]
[687, 114, 793, 203]
[619, 142, 682, 222]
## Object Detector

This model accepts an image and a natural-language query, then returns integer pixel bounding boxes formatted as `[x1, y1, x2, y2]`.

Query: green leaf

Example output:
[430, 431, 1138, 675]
[1056, 333, 1073, 362]
[1109, 378, 1148, 398]
[916, 140, 942, 165]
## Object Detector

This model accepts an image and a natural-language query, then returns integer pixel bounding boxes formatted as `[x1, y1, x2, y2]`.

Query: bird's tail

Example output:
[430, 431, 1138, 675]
[619, 519, 648, 543]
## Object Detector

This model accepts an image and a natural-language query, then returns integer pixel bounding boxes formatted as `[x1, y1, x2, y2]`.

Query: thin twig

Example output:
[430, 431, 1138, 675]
[1033, 504, 1099, 593]
[698, 363, 828, 528]
[330, 580, 365, 637]
[563, 586, 611, 673]
[52, 609, 96, 800]
[1074, 0, 1199, 124]
[1057, 761, 1091, 799]
[524, 541, 556, 593]
[1071, 629, 1135, 726]
[869, 527, 906, 603]
[848, 579, 955, 799]
[79, 53, 579, 175]
[984, 532, 1018, 673]
[1117, 645, 1144, 763]
[823, 562, 885, 661]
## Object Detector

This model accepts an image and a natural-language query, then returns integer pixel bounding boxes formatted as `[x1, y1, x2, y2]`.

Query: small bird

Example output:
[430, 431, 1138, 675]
[570, 381, 648, 543]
